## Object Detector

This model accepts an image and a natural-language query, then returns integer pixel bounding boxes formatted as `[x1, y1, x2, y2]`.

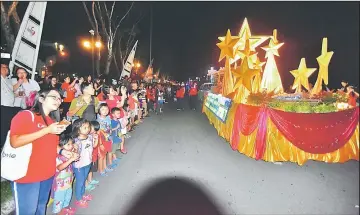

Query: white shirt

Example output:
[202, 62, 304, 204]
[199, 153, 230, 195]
[1, 76, 15, 107]
[74, 135, 93, 168]
[74, 83, 82, 97]
[12, 78, 40, 108]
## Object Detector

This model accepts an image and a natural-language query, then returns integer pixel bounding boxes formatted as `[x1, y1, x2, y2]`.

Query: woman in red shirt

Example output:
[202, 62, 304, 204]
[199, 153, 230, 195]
[9, 89, 76, 215]
[61, 76, 77, 118]
[104, 85, 127, 112]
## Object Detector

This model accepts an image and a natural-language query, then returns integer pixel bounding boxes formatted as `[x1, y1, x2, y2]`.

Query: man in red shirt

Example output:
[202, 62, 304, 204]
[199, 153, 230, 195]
[147, 85, 156, 112]
[189, 83, 198, 110]
[176, 83, 186, 111]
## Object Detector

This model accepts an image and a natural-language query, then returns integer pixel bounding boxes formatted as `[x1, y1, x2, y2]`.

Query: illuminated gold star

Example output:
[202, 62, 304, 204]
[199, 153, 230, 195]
[238, 34, 258, 60]
[218, 18, 269, 64]
[290, 58, 317, 93]
[253, 55, 266, 69]
[233, 56, 261, 91]
[222, 58, 235, 96]
[311, 38, 334, 94]
[237, 18, 269, 52]
[216, 29, 239, 62]
[251, 55, 265, 93]
[261, 29, 284, 58]
[260, 29, 284, 93]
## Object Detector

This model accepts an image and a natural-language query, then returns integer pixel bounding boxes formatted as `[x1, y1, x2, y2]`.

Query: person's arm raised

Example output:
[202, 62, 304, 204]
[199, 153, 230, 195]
[70, 78, 78, 88]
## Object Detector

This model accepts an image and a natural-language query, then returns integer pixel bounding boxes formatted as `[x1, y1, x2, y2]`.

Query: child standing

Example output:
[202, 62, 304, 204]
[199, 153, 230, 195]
[97, 103, 114, 176]
[122, 103, 131, 139]
[72, 119, 93, 208]
[111, 108, 127, 165]
[156, 90, 165, 114]
[128, 92, 136, 128]
[85, 121, 101, 192]
[52, 134, 79, 214]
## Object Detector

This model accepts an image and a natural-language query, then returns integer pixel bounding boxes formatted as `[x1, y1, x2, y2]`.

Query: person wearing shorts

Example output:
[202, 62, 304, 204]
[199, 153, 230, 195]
[109, 107, 124, 169]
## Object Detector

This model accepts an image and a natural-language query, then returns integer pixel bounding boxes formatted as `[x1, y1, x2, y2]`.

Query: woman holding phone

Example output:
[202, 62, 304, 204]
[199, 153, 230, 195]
[9, 89, 77, 214]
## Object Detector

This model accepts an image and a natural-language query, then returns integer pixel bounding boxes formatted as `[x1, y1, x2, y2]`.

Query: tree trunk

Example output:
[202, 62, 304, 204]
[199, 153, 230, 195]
[96, 34, 101, 76]
[113, 52, 121, 77]
[8, 1, 20, 33]
[0, 2, 15, 50]
[96, 48, 101, 76]
[104, 39, 113, 75]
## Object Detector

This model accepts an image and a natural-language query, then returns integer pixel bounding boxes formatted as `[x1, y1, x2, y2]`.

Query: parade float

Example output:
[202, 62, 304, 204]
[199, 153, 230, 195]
[202, 18, 359, 165]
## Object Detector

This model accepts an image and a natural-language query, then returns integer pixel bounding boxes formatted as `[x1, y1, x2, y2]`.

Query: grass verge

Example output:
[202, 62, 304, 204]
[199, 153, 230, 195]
[1, 180, 13, 204]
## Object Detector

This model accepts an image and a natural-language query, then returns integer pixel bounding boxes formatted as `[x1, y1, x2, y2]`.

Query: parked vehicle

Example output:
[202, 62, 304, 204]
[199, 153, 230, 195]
[198, 83, 214, 102]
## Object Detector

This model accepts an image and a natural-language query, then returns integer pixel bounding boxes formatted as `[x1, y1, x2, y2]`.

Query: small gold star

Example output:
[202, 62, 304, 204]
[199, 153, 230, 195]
[290, 58, 317, 93]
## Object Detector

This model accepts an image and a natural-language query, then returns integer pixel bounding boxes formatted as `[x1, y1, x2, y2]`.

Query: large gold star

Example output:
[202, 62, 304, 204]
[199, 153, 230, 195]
[290, 58, 317, 93]
[218, 18, 269, 64]
[260, 29, 284, 94]
[261, 29, 284, 58]
[311, 38, 334, 94]
[233, 56, 261, 92]
[252, 55, 265, 93]
[222, 58, 235, 96]
[216, 30, 239, 62]
[236, 18, 269, 52]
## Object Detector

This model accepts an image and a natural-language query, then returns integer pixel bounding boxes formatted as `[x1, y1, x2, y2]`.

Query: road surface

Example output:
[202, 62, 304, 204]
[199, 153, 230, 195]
[53, 101, 359, 215]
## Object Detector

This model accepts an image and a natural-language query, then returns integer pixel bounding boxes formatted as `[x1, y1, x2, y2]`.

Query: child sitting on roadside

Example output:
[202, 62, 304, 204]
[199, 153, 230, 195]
[52, 134, 79, 214]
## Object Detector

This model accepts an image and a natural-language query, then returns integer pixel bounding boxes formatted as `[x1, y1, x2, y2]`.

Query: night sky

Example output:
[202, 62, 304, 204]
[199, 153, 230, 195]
[12, 2, 360, 89]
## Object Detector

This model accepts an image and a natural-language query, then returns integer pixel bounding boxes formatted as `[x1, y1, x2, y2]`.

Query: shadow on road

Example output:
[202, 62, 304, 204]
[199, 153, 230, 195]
[124, 177, 224, 215]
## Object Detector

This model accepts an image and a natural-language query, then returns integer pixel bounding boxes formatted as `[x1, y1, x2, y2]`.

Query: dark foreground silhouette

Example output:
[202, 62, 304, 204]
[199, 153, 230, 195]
[124, 177, 224, 215]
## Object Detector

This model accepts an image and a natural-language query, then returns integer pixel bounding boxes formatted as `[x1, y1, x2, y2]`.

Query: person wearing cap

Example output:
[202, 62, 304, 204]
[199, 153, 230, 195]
[1, 57, 20, 148]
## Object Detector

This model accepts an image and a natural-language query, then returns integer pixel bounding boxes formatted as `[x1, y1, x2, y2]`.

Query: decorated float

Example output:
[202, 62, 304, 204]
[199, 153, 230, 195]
[202, 18, 359, 165]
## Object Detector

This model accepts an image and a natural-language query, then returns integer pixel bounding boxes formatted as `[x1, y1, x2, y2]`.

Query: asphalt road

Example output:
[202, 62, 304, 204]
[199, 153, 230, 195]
[52, 101, 359, 215]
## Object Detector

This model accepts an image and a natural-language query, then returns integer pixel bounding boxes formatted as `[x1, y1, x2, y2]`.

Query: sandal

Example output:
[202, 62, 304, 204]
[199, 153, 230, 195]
[105, 167, 114, 172]
[82, 194, 93, 201]
[113, 158, 121, 163]
[61, 207, 76, 215]
[67, 207, 76, 214]
[121, 148, 127, 154]
[100, 171, 108, 177]
[75, 200, 88, 208]
[89, 179, 99, 185]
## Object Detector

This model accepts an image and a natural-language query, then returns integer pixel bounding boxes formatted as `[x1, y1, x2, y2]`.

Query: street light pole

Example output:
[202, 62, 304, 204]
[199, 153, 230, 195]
[89, 30, 95, 78]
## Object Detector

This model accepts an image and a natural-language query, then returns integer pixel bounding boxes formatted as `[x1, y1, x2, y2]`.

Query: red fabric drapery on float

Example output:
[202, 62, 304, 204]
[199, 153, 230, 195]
[269, 107, 359, 154]
[230, 105, 268, 160]
[231, 105, 261, 150]
[231, 104, 359, 159]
